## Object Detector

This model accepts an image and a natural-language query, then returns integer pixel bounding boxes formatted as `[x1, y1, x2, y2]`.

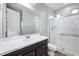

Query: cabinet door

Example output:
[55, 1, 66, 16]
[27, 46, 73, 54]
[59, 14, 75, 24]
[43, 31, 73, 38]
[36, 44, 48, 56]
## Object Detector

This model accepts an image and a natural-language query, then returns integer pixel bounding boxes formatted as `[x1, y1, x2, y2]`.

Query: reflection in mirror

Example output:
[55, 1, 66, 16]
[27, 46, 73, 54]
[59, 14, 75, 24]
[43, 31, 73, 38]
[6, 8, 20, 37]
[22, 10, 37, 35]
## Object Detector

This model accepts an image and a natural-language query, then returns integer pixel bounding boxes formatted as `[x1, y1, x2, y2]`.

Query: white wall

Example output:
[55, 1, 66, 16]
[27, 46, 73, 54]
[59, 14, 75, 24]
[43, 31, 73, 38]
[2, 3, 6, 38]
[0, 4, 2, 38]
[33, 4, 49, 36]
[0, 3, 6, 38]
[55, 3, 79, 17]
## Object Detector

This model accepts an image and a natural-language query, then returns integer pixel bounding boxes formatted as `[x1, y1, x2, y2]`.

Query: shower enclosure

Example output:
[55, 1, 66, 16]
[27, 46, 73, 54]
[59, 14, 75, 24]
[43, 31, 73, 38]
[49, 14, 79, 56]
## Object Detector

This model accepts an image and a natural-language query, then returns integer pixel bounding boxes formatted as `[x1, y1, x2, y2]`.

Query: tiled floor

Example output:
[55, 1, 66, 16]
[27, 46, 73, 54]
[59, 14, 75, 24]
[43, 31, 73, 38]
[48, 50, 66, 56]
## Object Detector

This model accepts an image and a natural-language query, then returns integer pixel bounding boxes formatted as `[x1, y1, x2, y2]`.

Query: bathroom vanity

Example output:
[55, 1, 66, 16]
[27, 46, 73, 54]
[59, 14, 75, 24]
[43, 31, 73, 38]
[4, 39, 48, 56]
[0, 34, 48, 56]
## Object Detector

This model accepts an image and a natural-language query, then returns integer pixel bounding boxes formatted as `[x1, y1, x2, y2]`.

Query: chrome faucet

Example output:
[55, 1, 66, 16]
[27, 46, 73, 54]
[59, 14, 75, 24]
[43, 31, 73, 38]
[25, 32, 30, 38]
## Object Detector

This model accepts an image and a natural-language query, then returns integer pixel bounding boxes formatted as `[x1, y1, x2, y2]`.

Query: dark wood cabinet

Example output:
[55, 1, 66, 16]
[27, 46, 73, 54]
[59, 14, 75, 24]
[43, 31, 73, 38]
[4, 39, 48, 56]
[35, 44, 47, 56]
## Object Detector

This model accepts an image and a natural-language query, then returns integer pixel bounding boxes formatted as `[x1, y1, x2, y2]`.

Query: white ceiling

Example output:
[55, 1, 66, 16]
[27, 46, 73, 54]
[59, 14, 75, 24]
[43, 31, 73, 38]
[44, 3, 71, 11]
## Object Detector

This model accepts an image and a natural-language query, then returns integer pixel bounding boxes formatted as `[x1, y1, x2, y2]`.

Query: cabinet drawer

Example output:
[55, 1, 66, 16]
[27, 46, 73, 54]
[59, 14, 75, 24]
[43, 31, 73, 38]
[36, 44, 48, 56]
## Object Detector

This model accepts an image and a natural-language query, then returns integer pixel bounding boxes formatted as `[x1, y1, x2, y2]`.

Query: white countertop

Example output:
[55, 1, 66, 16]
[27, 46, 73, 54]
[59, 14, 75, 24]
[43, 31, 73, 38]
[0, 34, 48, 56]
